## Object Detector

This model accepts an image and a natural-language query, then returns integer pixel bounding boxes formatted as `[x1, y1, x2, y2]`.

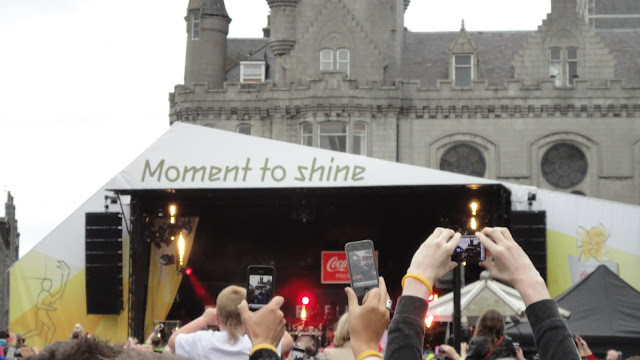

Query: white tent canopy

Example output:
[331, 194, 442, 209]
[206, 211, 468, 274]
[427, 271, 571, 323]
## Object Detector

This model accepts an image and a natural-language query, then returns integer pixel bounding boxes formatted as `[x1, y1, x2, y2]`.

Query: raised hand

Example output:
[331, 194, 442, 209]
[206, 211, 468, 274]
[238, 296, 286, 347]
[345, 276, 391, 358]
[476, 227, 549, 306]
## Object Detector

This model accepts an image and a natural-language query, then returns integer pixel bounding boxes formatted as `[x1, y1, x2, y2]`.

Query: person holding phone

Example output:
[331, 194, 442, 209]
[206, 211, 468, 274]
[244, 227, 580, 360]
[168, 285, 293, 360]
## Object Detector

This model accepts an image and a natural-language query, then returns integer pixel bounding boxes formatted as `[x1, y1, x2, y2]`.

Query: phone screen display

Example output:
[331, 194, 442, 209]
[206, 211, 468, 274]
[247, 266, 274, 311]
[290, 347, 305, 360]
[452, 235, 486, 262]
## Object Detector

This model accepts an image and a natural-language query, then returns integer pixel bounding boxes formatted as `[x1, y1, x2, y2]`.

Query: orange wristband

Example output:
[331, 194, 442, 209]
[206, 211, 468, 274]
[401, 273, 433, 295]
[356, 350, 383, 360]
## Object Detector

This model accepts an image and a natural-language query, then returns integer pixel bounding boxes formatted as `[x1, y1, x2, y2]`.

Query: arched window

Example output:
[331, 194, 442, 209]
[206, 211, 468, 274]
[352, 122, 367, 155]
[301, 123, 313, 146]
[439, 144, 486, 177]
[541, 143, 587, 189]
[320, 49, 333, 71]
[337, 49, 350, 77]
[237, 123, 252, 136]
[319, 122, 347, 152]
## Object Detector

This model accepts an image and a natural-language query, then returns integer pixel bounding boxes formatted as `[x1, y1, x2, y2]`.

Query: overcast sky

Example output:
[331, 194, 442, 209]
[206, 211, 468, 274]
[0, 0, 551, 257]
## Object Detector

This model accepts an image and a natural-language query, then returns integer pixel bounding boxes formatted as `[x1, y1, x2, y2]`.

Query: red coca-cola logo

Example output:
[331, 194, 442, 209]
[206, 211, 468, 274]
[326, 256, 348, 273]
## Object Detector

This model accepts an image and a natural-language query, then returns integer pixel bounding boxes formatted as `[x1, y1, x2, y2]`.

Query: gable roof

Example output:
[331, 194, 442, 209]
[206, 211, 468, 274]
[555, 265, 640, 338]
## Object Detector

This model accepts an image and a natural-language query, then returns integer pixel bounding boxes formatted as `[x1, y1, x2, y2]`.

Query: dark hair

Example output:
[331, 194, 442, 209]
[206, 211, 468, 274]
[23, 337, 182, 360]
[473, 309, 505, 349]
[0, 330, 9, 338]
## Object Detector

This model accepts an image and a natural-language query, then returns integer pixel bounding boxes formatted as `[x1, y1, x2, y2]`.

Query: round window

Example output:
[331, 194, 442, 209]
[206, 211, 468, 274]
[439, 144, 486, 177]
[541, 143, 588, 189]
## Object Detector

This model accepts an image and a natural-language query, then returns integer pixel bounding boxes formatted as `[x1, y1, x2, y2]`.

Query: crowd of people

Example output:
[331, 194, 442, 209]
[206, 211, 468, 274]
[3, 227, 637, 360]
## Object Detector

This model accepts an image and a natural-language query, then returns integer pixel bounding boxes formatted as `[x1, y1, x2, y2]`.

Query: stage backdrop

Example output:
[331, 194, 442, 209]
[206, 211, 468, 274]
[9, 189, 130, 349]
[535, 189, 640, 297]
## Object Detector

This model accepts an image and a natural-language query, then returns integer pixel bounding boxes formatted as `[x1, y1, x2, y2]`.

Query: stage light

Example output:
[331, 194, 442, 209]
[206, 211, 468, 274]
[301, 296, 310, 305]
[469, 217, 478, 230]
[159, 254, 175, 266]
[169, 204, 177, 224]
[178, 233, 185, 266]
[300, 306, 307, 321]
[469, 201, 478, 216]
[184, 267, 193, 276]
[425, 315, 434, 328]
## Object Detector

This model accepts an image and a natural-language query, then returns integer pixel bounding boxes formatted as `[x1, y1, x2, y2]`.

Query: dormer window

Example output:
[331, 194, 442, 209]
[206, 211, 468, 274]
[191, 12, 200, 40]
[319, 49, 351, 77]
[240, 61, 266, 83]
[320, 49, 333, 71]
[454, 55, 473, 87]
[336, 49, 350, 77]
[549, 47, 579, 87]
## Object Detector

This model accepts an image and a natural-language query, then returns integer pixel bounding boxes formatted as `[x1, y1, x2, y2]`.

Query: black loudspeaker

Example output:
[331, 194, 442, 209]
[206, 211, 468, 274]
[85, 212, 123, 314]
[510, 211, 547, 281]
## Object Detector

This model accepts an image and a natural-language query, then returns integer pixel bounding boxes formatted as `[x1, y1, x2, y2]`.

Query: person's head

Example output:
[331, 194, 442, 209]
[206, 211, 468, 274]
[150, 335, 162, 348]
[216, 285, 247, 344]
[0, 330, 9, 339]
[333, 313, 350, 347]
[42, 279, 53, 291]
[474, 309, 505, 348]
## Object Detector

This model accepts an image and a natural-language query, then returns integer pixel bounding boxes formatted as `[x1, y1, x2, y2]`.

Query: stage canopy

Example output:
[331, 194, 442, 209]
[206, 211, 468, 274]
[9, 122, 640, 350]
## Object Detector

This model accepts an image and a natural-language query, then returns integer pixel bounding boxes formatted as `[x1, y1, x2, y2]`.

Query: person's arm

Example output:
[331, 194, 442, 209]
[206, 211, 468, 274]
[345, 277, 391, 360]
[386, 228, 461, 360]
[476, 227, 580, 360]
[168, 307, 217, 352]
[145, 324, 163, 346]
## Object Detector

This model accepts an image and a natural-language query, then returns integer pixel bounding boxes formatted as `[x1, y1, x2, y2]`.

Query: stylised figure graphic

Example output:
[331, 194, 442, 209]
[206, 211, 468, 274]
[23, 261, 70, 344]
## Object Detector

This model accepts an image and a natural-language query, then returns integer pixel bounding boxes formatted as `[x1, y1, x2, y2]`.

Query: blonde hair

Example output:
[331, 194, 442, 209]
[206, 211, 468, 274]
[216, 285, 247, 344]
[333, 313, 350, 347]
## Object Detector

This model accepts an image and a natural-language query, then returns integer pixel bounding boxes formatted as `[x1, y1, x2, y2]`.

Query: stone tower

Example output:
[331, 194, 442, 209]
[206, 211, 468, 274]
[184, 0, 231, 88]
[0, 192, 19, 330]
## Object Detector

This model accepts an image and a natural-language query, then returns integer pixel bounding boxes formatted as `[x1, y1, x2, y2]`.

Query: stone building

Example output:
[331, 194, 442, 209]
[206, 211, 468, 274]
[169, 0, 640, 205]
[0, 192, 20, 329]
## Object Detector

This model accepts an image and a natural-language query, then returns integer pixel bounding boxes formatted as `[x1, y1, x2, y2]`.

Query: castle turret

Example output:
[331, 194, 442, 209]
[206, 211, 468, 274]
[184, 0, 231, 88]
[266, 0, 299, 56]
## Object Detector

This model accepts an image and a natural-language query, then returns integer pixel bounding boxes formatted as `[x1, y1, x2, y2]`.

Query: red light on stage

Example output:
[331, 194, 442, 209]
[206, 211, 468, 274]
[301, 296, 310, 305]
[184, 267, 193, 276]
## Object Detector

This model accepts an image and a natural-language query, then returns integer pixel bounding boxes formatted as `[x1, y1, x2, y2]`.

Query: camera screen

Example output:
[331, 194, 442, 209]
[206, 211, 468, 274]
[452, 236, 486, 262]
[290, 348, 305, 360]
[347, 249, 378, 289]
[247, 274, 273, 310]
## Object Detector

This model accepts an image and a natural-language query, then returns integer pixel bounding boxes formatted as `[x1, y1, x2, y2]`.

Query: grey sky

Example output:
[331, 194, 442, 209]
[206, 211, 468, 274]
[0, 0, 550, 257]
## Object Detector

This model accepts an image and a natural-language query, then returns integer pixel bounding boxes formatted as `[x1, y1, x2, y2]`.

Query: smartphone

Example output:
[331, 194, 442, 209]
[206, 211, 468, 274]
[513, 342, 520, 352]
[344, 240, 379, 298]
[452, 235, 486, 262]
[290, 347, 305, 360]
[435, 346, 445, 354]
[247, 265, 275, 311]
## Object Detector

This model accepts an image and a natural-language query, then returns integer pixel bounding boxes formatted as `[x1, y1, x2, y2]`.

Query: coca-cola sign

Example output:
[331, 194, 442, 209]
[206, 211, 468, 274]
[321, 251, 378, 284]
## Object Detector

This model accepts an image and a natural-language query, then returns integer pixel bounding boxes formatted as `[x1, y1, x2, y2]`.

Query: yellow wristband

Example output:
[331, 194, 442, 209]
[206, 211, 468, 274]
[249, 344, 278, 356]
[401, 273, 433, 295]
[356, 350, 383, 360]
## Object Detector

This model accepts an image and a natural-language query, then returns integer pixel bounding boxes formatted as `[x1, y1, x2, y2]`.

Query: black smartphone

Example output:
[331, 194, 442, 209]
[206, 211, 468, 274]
[452, 235, 486, 262]
[290, 347, 305, 360]
[344, 240, 379, 298]
[247, 265, 275, 311]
